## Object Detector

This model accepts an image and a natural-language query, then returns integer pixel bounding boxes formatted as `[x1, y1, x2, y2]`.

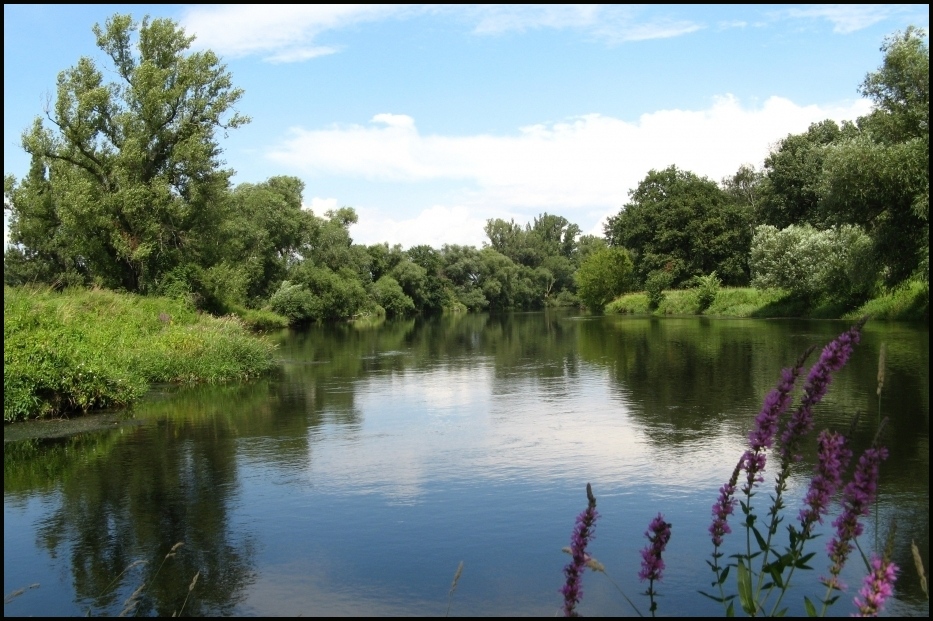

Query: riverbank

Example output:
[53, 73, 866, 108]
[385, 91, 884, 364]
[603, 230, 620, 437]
[606, 281, 929, 321]
[4, 287, 277, 422]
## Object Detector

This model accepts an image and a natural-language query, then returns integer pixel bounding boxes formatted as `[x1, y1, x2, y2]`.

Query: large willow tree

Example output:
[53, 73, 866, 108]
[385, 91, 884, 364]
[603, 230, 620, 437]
[5, 14, 249, 292]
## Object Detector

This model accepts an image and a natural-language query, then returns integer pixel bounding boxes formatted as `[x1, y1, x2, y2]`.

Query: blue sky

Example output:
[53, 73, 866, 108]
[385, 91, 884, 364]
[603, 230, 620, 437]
[4, 4, 928, 249]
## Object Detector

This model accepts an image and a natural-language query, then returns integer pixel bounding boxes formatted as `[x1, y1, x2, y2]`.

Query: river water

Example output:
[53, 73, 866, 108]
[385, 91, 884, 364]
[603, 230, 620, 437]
[4, 313, 929, 616]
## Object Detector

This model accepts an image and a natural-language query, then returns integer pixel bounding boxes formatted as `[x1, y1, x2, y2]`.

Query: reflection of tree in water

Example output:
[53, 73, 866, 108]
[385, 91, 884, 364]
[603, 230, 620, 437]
[29, 399, 259, 616]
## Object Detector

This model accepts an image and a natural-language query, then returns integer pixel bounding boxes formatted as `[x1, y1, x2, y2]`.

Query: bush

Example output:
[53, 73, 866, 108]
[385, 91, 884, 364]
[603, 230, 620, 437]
[372, 276, 416, 317]
[574, 247, 634, 311]
[644, 270, 674, 309]
[750, 224, 877, 304]
[693, 272, 721, 312]
[269, 281, 317, 323]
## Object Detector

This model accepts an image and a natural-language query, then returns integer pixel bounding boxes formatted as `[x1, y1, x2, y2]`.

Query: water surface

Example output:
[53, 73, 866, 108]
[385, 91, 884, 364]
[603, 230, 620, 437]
[4, 313, 929, 616]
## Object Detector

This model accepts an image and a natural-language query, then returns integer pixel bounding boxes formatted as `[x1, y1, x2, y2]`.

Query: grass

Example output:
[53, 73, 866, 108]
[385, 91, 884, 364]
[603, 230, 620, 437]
[4, 286, 277, 422]
[605, 282, 929, 321]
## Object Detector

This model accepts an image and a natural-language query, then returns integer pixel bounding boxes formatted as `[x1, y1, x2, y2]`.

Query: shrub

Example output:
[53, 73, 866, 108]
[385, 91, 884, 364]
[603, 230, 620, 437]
[644, 270, 674, 309]
[693, 271, 721, 312]
[574, 247, 634, 312]
[750, 224, 877, 304]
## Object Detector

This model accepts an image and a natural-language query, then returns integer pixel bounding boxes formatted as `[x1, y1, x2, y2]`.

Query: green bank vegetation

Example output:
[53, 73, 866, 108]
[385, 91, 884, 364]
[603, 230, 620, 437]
[3, 287, 275, 422]
[606, 281, 929, 321]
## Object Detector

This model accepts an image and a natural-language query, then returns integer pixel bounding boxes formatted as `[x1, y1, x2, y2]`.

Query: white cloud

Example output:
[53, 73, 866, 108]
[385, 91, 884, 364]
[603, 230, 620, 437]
[181, 5, 704, 62]
[181, 4, 405, 61]
[264, 46, 339, 64]
[782, 4, 920, 34]
[268, 95, 873, 224]
[467, 5, 703, 42]
[351, 204, 492, 249]
[306, 196, 338, 214]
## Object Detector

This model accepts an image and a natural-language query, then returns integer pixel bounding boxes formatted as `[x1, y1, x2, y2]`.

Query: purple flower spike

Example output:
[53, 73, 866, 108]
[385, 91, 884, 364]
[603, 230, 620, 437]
[824, 445, 888, 590]
[799, 430, 852, 531]
[853, 555, 898, 617]
[710, 459, 742, 547]
[781, 322, 863, 462]
[561, 483, 598, 617]
[742, 346, 814, 494]
[639, 513, 672, 583]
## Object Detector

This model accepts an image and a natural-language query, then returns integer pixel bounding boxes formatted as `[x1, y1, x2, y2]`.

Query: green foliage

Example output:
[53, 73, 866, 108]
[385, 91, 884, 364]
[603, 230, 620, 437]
[605, 291, 650, 315]
[859, 26, 929, 145]
[482, 212, 583, 306]
[750, 224, 877, 303]
[221, 176, 316, 303]
[758, 120, 858, 229]
[758, 28, 929, 288]
[605, 166, 752, 287]
[574, 247, 634, 311]
[269, 281, 316, 323]
[5, 14, 248, 292]
[4, 287, 275, 421]
[237, 308, 290, 331]
[820, 133, 928, 286]
[693, 272, 722, 312]
[644, 270, 674, 309]
[372, 276, 416, 317]
[846, 279, 929, 321]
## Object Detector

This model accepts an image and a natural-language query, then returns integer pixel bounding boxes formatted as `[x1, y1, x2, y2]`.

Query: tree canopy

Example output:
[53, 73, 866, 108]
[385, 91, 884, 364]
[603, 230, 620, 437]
[605, 166, 752, 288]
[5, 14, 248, 292]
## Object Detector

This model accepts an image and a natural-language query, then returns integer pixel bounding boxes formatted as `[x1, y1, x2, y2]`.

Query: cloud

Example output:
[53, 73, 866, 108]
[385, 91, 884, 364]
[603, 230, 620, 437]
[267, 95, 873, 219]
[306, 196, 338, 214]
[782, 4, 921, 34]
[181, 5, 704, 62]
[351, 204, 493, 249]
[181, 5, 404, 61]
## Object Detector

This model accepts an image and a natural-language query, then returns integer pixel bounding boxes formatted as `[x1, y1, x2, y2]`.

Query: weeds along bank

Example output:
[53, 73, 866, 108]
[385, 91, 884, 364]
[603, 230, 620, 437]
[606, 283, 930, 321]
[3, 287, 277, 422]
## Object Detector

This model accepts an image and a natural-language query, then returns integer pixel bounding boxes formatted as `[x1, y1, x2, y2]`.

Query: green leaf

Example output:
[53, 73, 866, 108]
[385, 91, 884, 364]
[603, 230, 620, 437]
[719, 565, 731, 585]
[737, 559, 756, 616]
[768, 564, 785, 589]
[726, 601, 735, 617]
[804, 596, 817, 617]
[752, 525, 769, 552]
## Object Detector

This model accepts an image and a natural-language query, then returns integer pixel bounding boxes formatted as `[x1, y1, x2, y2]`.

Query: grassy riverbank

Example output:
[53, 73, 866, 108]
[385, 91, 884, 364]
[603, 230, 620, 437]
[606, 281, 929, 321]
[4, 287, 277, 422]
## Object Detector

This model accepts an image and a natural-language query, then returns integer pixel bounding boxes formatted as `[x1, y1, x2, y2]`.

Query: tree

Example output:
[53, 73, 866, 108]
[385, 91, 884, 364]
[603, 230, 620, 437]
[605, 166, 752, 287]
[757, 120, 858, 229]
[820, 27, 929, 285]
[859, 26, 929, 145]
[5, 14, 248, 292]
[574, 247, 634, 311]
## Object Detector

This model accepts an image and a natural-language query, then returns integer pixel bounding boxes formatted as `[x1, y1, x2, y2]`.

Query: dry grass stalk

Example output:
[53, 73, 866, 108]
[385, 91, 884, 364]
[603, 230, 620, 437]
[118, 582, 146, 617]
[174, 571, 200, 617]
[876, 343, 887, 397]
[445, 561, 464, 617]
[4, 583, 40, 605]
[912, 540, 928, 599]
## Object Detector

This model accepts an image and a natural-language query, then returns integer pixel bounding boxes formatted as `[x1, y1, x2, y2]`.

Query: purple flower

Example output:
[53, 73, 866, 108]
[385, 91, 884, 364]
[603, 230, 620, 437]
[799, 430, 852, 531]
[824, 446, 889, 589]
[562, 484, 598, 617]
[853, 555, 898, 617]
[781, 323, 863, 462]
[710, 459, 742, 547]
[639, 513, 672, 583]
[742, 347, 813, 494]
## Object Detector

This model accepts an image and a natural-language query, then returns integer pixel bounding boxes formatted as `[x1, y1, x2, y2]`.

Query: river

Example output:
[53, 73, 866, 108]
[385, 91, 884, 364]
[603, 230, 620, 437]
[3, 313, 929, 616]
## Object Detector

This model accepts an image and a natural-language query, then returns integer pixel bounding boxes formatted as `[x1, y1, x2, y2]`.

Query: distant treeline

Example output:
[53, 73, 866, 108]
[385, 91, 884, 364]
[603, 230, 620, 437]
[4, 15, 928, 321]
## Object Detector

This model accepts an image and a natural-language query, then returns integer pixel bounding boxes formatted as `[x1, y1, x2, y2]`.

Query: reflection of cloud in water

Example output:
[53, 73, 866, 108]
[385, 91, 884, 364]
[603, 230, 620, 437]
[303, 360, 756, 504]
